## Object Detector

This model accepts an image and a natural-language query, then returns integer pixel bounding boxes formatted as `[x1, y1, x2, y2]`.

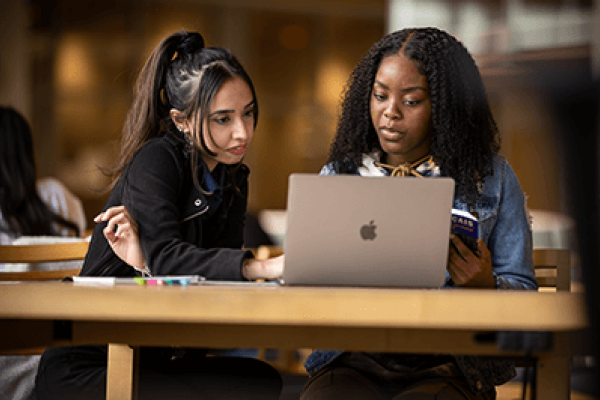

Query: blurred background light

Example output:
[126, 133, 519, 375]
[279, 24, 309, 50]
[55, 34, 95, 92]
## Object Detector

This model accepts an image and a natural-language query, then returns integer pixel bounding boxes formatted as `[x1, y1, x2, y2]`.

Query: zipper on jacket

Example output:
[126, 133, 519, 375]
[98, 259, 120, 276]
[182, 205, 210, 222]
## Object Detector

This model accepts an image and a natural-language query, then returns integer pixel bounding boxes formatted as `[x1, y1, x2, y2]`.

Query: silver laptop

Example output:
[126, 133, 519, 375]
[282, 174, 455, 288]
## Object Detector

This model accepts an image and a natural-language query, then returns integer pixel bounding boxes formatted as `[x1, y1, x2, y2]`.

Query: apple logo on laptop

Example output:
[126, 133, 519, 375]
[360, 220, 377, 240]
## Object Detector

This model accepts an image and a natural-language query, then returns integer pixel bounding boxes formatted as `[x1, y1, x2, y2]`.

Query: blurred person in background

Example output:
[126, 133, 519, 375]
[0, 106, 86, 250]
[0, 105, 86, 399]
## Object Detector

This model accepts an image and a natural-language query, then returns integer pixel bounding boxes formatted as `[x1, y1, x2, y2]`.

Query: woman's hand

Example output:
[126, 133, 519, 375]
[243, 255, 285, 281]
[447, 234, 495, 288]
[94, 206, 146, 269]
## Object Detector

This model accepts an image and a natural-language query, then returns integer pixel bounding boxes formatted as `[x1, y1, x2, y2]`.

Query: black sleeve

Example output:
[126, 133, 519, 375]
[122, 141, 247, 280]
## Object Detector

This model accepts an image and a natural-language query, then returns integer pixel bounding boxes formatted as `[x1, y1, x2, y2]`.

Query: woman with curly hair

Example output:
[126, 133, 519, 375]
[300, 27, 538, 400]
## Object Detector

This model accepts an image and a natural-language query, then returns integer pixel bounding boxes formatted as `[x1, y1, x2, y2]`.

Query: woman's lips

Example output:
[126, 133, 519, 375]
[379, 128, 403, 141]
[228, 146, 247, 155]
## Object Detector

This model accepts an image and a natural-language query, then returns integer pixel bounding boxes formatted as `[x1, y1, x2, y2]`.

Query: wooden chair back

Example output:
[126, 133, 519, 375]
[0, 240, 88, 282]
[0, 241, 88, 281]
[0, 240, 89, 264]
[0, 240, 88, 355]
[532, 248, 571, 291]
[498, 249, 573, 400]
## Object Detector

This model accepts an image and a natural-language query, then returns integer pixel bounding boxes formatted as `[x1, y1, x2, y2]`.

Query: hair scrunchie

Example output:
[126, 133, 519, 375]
[170, 31, 205, 63]
[179, 31, 205, 55]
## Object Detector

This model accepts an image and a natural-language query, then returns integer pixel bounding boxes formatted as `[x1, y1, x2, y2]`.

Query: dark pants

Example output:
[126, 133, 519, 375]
[30, 345, 282, 400]
[300, 354, 496, 400]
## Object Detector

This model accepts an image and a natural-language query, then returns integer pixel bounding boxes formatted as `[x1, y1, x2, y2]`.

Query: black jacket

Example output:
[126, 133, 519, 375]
[81, 131, 252, 280]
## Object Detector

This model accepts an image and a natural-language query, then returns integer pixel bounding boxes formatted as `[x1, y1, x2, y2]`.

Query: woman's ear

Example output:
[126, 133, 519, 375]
[170, 109, 191, 133]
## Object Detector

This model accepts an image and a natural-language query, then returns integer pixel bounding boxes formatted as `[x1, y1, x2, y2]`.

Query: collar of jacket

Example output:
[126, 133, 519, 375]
[164, 135, 249, 223]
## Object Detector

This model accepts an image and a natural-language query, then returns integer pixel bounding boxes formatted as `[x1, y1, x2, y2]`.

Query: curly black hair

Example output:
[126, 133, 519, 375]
[327, 27, 500, 206]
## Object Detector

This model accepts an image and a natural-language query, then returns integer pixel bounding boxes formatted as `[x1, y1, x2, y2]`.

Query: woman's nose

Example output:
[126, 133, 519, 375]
[232, 120, 249, 140]
[383, 101, 401, 120]
[384, 111, 398, 120]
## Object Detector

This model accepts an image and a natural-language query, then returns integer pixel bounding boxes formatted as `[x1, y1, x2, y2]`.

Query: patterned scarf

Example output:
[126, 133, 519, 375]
[374, 154, 438, 177]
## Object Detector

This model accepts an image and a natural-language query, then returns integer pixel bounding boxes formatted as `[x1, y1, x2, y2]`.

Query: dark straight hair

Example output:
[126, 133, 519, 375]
[107, 30, 258, 193]
[0, 106, 79, 236]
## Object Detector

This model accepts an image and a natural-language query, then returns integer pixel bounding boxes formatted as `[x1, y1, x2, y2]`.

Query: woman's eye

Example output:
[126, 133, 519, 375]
[404, 99, 421, 106]
[373, 92, 386, 101]
[244, 109, 256, 119]
[213, 116, 230, 124]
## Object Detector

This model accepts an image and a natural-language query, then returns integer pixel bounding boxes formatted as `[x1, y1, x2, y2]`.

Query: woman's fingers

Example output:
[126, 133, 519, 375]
[99, 208, 138, 244]
[94, 206, 130, 223]
[94, 208, 113, 223]
[447, 235, 494, 287]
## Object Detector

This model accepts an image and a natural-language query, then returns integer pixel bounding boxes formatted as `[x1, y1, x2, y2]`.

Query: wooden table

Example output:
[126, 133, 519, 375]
[0, 281, 588, 400]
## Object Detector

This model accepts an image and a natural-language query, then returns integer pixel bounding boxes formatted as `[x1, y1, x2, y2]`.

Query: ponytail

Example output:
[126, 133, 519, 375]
[104, 30, 256, 198]
[104, 30, 206, 190]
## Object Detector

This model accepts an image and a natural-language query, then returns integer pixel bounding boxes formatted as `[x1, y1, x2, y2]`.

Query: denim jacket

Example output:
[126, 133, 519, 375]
[304, 153, 538, 395]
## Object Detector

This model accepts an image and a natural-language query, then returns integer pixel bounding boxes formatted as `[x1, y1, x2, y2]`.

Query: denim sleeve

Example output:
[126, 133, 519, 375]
[319, 164, 338, 176]
[488, 160, 538, 290]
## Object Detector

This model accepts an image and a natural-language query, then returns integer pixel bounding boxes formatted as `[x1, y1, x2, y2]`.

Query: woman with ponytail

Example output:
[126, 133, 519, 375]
[30, 30, 283, 400]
